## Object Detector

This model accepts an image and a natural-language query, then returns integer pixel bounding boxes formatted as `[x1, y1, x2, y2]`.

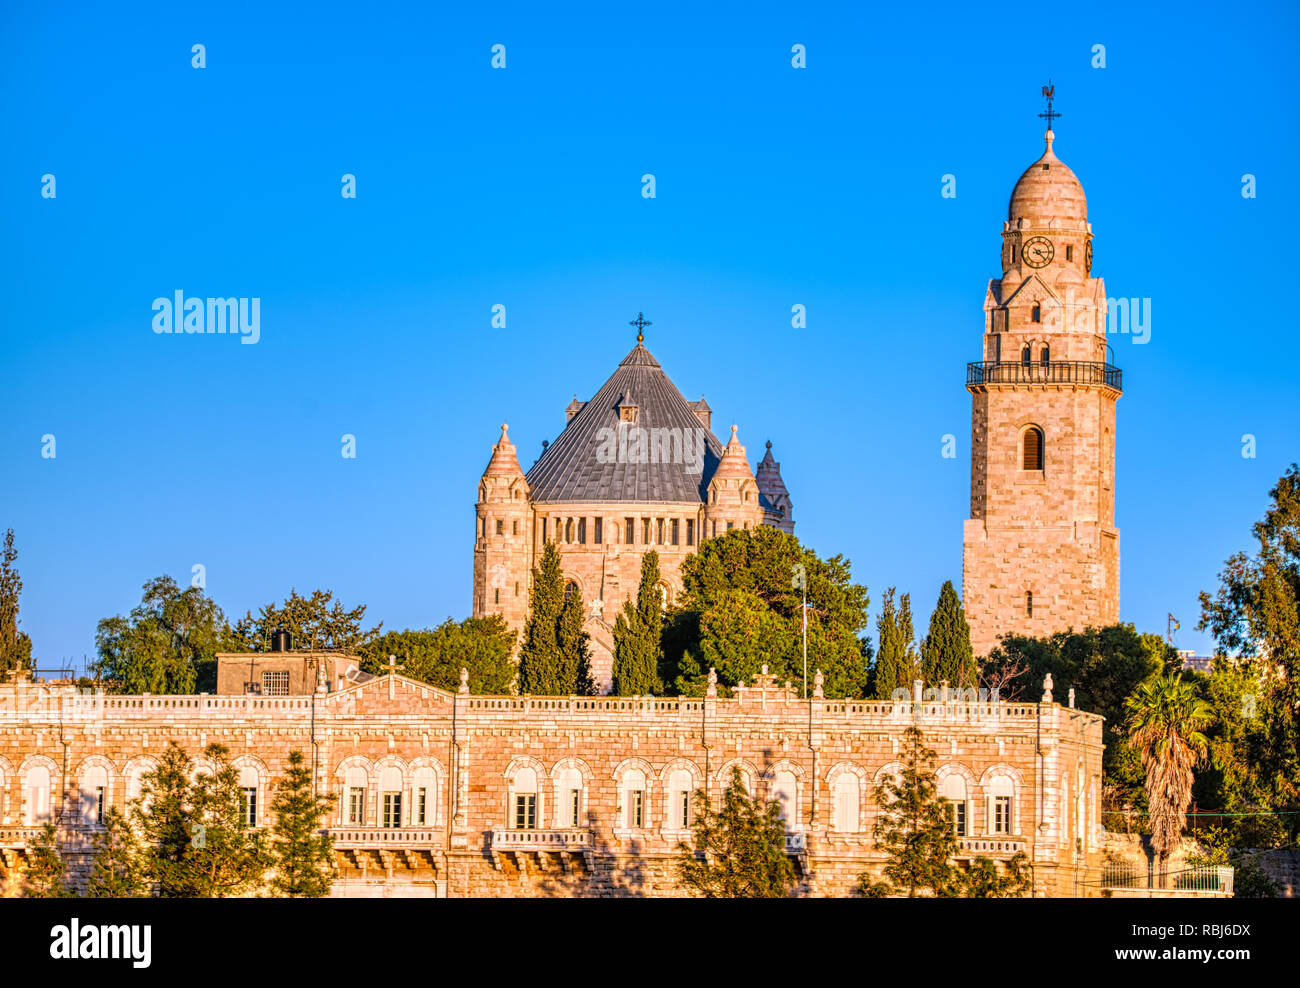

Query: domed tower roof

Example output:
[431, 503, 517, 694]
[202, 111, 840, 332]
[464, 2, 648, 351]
[1007, 130, 1087, 231]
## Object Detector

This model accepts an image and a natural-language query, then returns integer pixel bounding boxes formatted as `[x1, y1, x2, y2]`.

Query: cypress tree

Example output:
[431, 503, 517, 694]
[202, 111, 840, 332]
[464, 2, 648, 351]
[612, 551, 664, 696]
[874, 588, 918, 699]
[557, 591, 597, 696]
[518, 541, 565, 694]
[268, 750, 337, 897]
[920, 580, 976, 689]
[0, 529, 33, 677]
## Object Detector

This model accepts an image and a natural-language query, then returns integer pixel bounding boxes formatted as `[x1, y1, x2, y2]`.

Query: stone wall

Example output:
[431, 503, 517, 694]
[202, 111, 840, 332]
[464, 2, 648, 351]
[0, 675, 1105, 897]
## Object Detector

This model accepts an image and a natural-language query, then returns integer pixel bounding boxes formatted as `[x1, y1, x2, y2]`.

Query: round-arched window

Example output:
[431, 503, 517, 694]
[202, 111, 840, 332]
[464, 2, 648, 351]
[1022, 427, 1044, 471]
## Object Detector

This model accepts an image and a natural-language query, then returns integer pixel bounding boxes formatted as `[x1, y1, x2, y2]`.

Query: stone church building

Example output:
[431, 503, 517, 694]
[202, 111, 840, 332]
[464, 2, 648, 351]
[473, 331, 794, 691]
[0, 111, 1125, 899]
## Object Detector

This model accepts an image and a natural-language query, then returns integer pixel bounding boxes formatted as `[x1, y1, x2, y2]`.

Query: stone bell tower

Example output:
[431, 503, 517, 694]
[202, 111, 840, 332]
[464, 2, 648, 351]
[961, 90, 1121, 656]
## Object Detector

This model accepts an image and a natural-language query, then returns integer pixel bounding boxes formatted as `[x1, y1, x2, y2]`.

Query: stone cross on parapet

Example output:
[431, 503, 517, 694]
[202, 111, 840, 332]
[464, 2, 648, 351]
[1042, 673, 1054, 703]
[386, 655, 405, 700]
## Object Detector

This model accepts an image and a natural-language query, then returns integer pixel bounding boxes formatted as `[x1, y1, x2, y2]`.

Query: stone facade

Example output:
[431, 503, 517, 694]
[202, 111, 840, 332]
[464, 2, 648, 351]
[473, 341, 794, 691]
[0, 664, 1105, 897]
[963, 128, 1121, 656]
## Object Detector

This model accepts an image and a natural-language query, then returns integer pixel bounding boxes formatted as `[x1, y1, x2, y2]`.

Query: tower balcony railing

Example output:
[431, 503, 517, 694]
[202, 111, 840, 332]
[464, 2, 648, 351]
[966, 360, 1122, 393]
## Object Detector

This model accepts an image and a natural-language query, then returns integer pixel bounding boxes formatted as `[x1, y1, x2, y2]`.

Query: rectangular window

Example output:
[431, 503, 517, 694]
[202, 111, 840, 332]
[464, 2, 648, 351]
[382, 792, 402, 828]
[416, 787, 428, 825]
[570, 789, 581, 828]
[687, 519, 695, 546]
[542, 517, 548, 541]
[494, 588, 500, 604]
[625, 518, 635, 545]
[628, 790, 644, 829]
[952, 801, 966, 836]
[262, 671, 289, 697]
[241, 787, 257, 827]
[515, 794, 537, 829]
[594, 517, 602, 544]
[95, 786, 106, 825]
[348, 787, 365, 825]
[679, 791, 690, 828]
[671, 518, 679, 546]
[642, 518, 651, 544]
[495, 519, 503, 535]
[994, 796, 1011, 834]
[726, 521, 734, 531]
[578, 517, 587, 544]
[1065, 244, 1073, 261]
[512, 520, 519, 535]
[711, 521, 717, 538]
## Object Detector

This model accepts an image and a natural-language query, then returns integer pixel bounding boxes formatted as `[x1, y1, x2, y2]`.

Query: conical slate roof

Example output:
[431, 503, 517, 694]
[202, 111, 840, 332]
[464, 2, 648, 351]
[525, 343, 724, 503]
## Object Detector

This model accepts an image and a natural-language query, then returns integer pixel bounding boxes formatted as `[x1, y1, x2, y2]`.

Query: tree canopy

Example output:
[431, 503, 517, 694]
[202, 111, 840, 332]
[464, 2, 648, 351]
[666, 526, 870, 698]
[361, 616, 517, 694]
[229, 588, 381, 654]
[95, 575, 233, 694]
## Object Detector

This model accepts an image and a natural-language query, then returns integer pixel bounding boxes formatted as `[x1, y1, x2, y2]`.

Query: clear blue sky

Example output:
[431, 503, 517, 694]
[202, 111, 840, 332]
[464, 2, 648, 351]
[2, 0, 1297, 670]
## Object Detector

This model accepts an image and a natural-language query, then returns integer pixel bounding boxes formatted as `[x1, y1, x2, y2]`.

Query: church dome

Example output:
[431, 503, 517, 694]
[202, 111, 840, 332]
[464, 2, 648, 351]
[1007, 130, 1087, 229]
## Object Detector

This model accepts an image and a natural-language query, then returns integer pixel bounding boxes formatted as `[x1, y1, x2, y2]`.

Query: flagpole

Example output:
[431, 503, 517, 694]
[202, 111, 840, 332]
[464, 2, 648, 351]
[802, 587, 808, 700]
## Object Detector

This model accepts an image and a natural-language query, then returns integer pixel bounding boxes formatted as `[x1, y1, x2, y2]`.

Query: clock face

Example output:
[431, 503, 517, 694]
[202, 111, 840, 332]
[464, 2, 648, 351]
[1023, 236, 1054, 268]
[1085, 240, 1093, 274]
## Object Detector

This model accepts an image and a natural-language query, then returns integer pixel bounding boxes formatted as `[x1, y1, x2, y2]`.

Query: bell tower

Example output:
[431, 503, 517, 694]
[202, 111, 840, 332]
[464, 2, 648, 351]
[962, 89, 1121, 656]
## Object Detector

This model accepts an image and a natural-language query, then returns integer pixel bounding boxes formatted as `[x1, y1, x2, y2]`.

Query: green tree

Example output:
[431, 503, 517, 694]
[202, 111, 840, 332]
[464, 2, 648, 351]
[1126, 673, 1214, 864]
[131, 741, 196, 896]
[557, 591, 597, 696]
[95, 575, 232, 694]
[87, 806, 146, 898]
[22, 823, 71, 898]
[668, 526, 870, 698]
[675, 768, 796, 897]
[859, 726, 960, 897]
[920, 580, 976, 689]
[981, 624, 1168, 811]
[873, 588, 918, 700]
[361, 616, 517, 694]
[860, 726, 1030, 898]
[0, 529, 34, 677]
[612, 551, 664, 695]
[1198, 464, 1300, 836]
[268, 750, 337, 897]
[185, 743, 272, 897]
[958, 853, 1034, 898]
[229, 588, 380, 653]
[518, 541, 566, 694]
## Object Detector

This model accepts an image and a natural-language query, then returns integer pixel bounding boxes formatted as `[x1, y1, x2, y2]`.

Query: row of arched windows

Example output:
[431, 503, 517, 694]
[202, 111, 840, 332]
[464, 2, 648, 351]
[502, 757, 1025, 837]
[0, 754, 266, 828]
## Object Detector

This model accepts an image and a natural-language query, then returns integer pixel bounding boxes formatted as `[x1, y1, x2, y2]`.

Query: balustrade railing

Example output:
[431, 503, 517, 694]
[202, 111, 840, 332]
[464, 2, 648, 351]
[967, 360, 1122, 391]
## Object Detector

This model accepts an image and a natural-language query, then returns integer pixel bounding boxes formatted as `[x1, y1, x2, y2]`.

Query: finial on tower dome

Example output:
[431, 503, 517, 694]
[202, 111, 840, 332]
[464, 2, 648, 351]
[629, 311, 651, 343]
[1038, 79, 1060, 138]
[499, 423, 509, 441]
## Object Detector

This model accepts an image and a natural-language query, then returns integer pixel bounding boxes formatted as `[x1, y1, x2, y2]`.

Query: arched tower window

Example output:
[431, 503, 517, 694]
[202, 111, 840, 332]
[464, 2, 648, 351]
[1031, 303, 1041, 323]
[1026, 591, 1034, 618]
[1022, 427, 1044, 471]
[1040, 345, 1050, 365]
[1021, 345, 1032, 366]
[564, 581, 578, 607]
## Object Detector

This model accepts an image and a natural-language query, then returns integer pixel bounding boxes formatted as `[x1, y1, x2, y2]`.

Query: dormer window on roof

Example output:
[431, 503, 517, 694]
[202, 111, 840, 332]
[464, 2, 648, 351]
[616, 391, 639, 423]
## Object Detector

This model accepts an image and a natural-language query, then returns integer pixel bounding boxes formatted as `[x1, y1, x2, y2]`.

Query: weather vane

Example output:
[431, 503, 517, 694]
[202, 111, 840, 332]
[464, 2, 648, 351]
[1038, 80, 1060, 131]
[629, 312, 651, 342]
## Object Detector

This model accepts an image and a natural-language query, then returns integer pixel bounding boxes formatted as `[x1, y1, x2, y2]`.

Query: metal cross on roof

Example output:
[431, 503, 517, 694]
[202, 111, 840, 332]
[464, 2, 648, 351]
[1038, 80, 1061, 131]
[629, 312, 651, 342]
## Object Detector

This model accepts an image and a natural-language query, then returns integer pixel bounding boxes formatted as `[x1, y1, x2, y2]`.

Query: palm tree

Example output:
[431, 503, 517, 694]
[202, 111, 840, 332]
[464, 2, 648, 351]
[1125, 673, 1214, 868]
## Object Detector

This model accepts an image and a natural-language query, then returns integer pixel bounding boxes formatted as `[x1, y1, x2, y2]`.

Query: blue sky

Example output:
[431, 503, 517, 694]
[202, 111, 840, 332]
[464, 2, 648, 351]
[2, 0, 1297, 669]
